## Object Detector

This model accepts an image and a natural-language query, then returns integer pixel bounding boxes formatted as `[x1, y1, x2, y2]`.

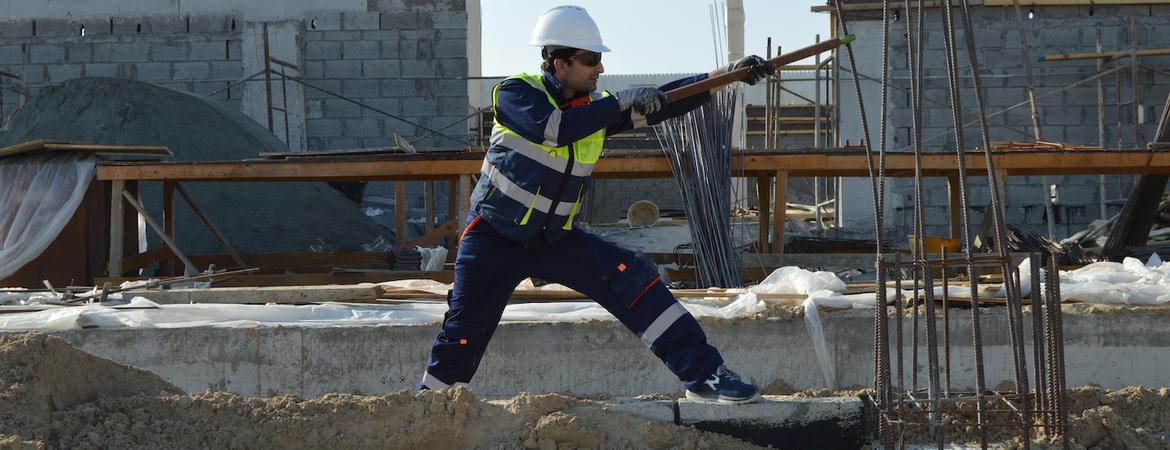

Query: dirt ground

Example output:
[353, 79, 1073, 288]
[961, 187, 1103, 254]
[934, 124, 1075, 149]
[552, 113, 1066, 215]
[2, 332, 1166, 449]
[0, 333, 763, 449]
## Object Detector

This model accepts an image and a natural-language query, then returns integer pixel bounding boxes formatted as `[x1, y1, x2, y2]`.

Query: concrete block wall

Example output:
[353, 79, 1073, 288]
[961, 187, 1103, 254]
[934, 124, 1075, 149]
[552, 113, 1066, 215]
[301, 7, 470, 150]
[843, 5, 1167, 241]
[0, 16, 246, 116]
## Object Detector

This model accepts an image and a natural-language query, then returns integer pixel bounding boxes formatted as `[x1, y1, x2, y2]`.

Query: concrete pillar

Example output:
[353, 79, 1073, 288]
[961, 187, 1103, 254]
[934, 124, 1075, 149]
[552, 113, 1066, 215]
[467, 0, 482, 118]
[242, 20, 306, 150]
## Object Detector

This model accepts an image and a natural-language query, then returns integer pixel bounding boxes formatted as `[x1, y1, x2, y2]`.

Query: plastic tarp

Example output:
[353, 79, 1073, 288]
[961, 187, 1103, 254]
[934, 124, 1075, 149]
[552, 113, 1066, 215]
[0, 152, 96, 281]
[1018, 254, 1170, 305]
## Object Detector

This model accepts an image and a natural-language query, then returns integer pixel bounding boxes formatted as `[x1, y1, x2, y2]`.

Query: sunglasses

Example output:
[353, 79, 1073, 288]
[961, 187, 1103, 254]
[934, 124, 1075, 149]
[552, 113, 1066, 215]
[569, 52, 602, 67]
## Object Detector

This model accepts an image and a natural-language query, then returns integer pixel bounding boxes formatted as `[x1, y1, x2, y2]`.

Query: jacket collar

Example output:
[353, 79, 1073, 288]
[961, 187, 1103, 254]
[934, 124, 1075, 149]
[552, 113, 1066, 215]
[541, 70, 589, 107]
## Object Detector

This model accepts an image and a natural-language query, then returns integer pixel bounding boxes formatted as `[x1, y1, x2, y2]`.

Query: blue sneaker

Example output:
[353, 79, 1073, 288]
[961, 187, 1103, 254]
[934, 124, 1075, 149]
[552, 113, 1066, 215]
[685, 365, 762, 404]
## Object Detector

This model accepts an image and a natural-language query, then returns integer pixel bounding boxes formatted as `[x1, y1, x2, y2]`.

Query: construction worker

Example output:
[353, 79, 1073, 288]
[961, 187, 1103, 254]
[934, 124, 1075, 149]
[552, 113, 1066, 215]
[421, 5, 774, 404]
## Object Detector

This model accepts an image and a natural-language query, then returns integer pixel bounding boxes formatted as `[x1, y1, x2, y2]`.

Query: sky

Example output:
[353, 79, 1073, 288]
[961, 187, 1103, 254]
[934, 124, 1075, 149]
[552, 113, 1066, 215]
[480, 0, 831, 76]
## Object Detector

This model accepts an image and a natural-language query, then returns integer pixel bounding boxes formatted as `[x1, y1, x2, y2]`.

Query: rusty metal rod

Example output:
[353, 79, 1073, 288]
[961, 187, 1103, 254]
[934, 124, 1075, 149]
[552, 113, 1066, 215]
[664, 35, 852, 103]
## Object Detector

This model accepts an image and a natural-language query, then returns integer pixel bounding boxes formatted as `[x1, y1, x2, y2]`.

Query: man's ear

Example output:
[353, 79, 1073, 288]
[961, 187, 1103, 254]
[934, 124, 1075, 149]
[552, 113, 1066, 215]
[553, 58, 569, 75]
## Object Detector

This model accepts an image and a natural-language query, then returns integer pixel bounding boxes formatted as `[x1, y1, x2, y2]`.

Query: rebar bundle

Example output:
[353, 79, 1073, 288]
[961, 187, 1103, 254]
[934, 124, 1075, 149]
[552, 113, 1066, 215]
[829, 0, 1073, 447]
[654, 88, 743, 288]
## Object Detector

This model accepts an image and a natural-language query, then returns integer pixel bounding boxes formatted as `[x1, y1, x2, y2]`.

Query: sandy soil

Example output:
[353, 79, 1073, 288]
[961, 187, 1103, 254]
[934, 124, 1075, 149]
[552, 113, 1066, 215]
[0, 333, 763, 450]
[2, 333, 1166, 449]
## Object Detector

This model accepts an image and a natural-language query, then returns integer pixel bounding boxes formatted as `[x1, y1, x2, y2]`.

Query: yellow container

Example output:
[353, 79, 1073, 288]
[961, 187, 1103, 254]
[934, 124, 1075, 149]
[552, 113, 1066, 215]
[908, 235, 961, 253]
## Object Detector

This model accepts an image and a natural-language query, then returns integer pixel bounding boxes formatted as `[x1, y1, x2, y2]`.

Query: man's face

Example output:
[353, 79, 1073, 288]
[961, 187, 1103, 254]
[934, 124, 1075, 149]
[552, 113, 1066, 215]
[557, 49, 604, 94]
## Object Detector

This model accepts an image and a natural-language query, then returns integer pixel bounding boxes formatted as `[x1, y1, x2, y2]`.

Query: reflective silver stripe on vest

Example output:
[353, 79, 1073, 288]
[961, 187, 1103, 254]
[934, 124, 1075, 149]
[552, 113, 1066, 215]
[543, 108, 563, 147]
[490, 132, 595, 177]
[421, 372, 450, 390]
[482, 160, 576, 216]
[640, 303, 689, 346]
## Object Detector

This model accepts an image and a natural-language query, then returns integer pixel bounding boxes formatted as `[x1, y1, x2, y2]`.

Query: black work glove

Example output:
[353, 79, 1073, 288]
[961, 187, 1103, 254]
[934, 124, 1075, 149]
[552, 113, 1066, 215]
[727, 55, 774, 86]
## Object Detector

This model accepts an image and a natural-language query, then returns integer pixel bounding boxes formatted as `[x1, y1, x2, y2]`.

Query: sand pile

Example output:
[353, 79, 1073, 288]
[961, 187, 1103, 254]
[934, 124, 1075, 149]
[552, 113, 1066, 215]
[0, 77, 392, 256]
[0, 333, 762, 449]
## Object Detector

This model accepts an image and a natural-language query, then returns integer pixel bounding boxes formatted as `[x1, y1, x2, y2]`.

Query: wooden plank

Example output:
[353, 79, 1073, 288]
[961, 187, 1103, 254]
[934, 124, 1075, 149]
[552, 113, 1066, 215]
[95, 150, 1170, 182]
[98, 271, 455, 287]
[121, 247, 173, 272]
[187, 251, 390, 272]
[107, 180, 125, 277]
[162, 182, 176, 275]
[404, 219, 458, 249]
[424, 180, 436, 233]
[124, 285, 380, 305]
[121, 191, 199, 276]
[457, 175, 471, 229]
[1041, 47, 1170, 63]
[447, 179, 459, 248]
[0, 140, 171, 159]
[394, 181, 407, 248]
[772, 171, 789, 253]
[947, 175, 962, 240]
[757, 174, 772, 251]
[40, 142, 171, 155]
[174, 183, 246, 267]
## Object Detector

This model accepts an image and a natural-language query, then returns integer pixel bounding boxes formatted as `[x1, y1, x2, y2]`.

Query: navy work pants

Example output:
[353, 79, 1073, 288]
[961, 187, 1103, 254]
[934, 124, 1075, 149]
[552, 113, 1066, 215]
[421, 216, 723, 391]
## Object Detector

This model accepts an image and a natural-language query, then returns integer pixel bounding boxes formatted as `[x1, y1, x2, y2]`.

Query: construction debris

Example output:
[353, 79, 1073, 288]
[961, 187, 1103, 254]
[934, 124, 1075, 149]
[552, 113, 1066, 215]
[984, 140, 1104, 151]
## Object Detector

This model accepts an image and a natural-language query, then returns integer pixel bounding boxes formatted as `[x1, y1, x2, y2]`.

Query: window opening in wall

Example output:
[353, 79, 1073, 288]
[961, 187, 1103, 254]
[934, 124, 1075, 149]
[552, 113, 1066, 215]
[79, 25, 86, 37]
[31, 19, 36, 36]
[310, 19, 317, 30]
[185, 15, 191, 33]
[108, 18, 114, 34]
[136, 23, 142, 33]
[231, 18, 236, 30]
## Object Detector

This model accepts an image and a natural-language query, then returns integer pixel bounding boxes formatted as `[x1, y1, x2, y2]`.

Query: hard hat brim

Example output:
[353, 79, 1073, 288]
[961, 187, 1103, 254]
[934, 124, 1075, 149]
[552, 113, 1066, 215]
[530, 39, 610, 53]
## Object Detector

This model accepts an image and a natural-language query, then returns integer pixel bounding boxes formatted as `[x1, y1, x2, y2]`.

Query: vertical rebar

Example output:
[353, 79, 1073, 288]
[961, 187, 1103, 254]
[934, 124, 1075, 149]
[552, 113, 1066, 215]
[941, 248, 952, 397]
[1030, 252, 1050, 436]
[1131, 19, 1142, 147]
[1048, 256, 1070, 448]
[262, 23, 274, 132]
[895, 253, 905, 391]
[1097, 29, 1108, 220]
[956, 1, 1033, 445]
[937, 1, 988, 445]
[923, 257, 943, 448]
[831, 0, 891, 444]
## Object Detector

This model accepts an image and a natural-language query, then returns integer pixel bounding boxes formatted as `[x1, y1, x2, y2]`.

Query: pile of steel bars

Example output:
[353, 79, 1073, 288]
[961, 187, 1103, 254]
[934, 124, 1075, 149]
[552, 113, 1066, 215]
[654, 88, 744, 288]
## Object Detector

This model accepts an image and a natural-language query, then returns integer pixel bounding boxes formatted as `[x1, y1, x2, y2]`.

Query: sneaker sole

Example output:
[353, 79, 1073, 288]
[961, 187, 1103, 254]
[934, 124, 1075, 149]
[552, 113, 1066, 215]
[685, 390, 763, 405]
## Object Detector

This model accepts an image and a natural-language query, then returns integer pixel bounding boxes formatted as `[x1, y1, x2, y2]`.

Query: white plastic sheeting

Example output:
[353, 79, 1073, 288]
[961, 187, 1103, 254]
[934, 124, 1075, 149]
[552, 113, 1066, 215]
[748, 266, 872, 389]
[1019, 254, 1170, 305]
[0, 152, 96, 281]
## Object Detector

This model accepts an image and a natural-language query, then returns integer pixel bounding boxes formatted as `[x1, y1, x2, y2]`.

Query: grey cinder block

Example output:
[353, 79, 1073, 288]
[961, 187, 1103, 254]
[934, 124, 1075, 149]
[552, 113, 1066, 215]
[151, 42, 189, 61]
[342, 11, 380, 31]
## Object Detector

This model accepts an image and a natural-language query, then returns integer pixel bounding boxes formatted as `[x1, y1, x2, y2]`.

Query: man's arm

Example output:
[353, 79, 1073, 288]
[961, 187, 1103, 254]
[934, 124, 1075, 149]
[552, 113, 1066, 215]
[607, 74, 711, 136]
[495, 79, 624, 147]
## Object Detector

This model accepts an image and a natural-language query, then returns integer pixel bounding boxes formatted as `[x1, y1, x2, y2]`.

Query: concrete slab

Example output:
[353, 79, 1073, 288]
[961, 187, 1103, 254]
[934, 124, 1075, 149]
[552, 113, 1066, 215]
[679, 396, 865, 450]
[4, 308, 1166, 399]
[604, 399, 675, 423]
[606, 396, 866, 450]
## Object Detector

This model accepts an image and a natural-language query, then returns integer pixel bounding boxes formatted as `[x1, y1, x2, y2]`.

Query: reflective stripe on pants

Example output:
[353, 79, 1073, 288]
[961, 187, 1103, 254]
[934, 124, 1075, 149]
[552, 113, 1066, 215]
[422, 217, 723, 391]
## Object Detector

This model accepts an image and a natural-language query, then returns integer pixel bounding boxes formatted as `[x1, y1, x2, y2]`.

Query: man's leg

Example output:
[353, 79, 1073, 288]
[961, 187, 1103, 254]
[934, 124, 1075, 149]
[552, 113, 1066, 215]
[529, 231, 724, 391]
[421, 218, 526, 389]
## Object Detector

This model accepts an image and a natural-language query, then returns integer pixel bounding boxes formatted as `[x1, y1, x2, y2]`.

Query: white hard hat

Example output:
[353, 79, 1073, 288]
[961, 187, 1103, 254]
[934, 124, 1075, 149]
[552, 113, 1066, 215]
[529, 5, 610, 53]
